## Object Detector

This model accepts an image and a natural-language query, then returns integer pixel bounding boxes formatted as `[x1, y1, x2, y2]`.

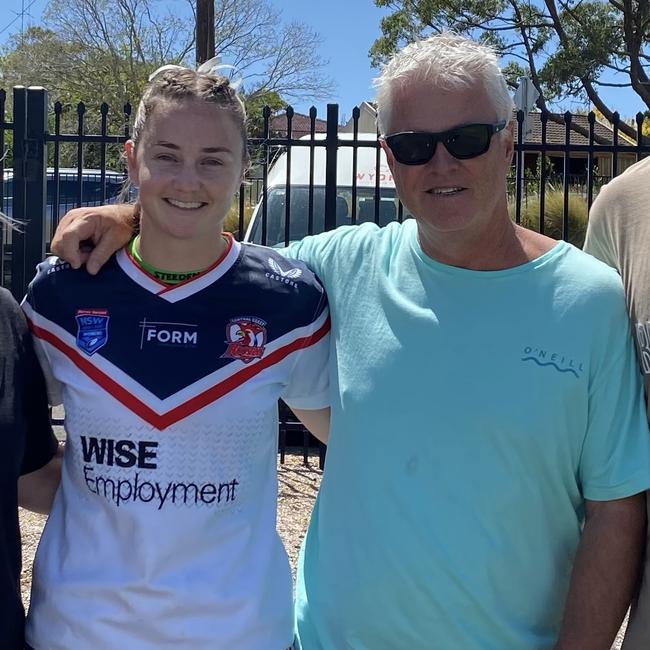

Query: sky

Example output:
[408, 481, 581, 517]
[1, 0, 647, 121]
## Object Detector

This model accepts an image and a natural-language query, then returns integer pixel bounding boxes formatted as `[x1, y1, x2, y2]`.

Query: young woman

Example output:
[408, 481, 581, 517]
[22, 67, 330, 650]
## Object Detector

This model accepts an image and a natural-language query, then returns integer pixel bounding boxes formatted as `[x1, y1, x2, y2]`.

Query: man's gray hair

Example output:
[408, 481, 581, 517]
[374, 32, 515, 135]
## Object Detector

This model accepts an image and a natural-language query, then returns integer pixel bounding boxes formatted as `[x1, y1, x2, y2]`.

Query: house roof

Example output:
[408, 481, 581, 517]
[270, 112, 328, 137]
[270, 106, 632, 146]
[350, 103, 625, 145]
[514, 112, 631, 146]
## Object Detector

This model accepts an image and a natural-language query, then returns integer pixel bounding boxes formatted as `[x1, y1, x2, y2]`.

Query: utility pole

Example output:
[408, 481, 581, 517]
[196, 0, 215, 66]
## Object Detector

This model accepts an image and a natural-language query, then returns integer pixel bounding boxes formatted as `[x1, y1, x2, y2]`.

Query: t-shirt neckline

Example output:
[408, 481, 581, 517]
[407, 220, 569, 279]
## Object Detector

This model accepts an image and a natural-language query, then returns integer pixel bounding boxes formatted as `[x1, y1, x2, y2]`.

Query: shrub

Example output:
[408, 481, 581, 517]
[510, 188, 588, 248]
[223, 198, 254, 240]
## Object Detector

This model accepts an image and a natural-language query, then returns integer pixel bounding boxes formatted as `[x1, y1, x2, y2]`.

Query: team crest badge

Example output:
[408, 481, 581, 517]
[75, 308, 110, 356]
[222, 317, 267, 363]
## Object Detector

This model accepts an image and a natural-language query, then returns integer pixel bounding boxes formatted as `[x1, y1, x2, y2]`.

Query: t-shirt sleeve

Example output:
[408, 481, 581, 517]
[579, 287, 650, 500]
[282, 226, 360, 286]
[0, 289, 58, 476]
[283, 236, 328, 280]
[583, 185, 619, 271]
[20, 324, 59, 475]
[280, 284, 330, 411]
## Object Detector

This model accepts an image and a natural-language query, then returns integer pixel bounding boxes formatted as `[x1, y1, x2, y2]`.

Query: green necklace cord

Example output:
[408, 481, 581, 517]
[129, 236, 206, 285]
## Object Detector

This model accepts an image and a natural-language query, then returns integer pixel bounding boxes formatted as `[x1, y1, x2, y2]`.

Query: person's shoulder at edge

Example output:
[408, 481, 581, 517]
[591, 156, 650, 215]
[606, 155, 650, 186]
[0, 286, 26, 330]
[556, 242, 628, 309]
[0, 285, 19, 310]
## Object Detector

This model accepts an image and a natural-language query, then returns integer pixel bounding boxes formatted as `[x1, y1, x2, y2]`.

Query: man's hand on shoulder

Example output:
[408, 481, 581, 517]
[51, 205, 137, 275]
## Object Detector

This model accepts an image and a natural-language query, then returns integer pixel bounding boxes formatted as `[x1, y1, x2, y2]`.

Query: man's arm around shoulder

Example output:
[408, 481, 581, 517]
[52, 204, 136, 274]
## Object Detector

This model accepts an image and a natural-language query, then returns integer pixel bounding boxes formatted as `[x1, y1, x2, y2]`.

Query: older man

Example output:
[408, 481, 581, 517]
[584, 156, 650, 650]
[51, 34, 650, 650]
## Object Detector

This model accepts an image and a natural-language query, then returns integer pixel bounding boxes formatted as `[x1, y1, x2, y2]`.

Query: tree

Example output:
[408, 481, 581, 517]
[0, 0, 335, 167]
[371, 0, 650, 140]
[211, 0, 334, 102]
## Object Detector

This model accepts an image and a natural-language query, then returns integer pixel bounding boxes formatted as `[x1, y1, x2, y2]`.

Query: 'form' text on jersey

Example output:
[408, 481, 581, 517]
[21, 236, 330, 650]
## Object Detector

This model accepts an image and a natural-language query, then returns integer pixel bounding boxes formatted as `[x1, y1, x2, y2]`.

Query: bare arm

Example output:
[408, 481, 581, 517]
[51, 205, 137, 274]
[291, 407, 330, 445]
[18, 444, 64, 514]
[554, 494, 646, 650]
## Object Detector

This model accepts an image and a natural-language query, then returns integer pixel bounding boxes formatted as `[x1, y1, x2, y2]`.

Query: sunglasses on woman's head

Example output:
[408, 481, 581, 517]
[384, 122, 508, 165]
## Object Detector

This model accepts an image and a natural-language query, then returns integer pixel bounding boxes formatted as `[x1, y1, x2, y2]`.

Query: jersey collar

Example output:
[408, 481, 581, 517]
[117, 234, 242, 302]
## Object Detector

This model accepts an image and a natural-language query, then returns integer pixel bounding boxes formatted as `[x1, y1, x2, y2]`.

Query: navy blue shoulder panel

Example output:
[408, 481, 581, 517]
[25, 249, 327, 400]
[237, 242, 327, 324]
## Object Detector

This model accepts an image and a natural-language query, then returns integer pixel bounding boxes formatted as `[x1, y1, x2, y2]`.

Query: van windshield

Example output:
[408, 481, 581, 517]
[248, 186, 411, 246]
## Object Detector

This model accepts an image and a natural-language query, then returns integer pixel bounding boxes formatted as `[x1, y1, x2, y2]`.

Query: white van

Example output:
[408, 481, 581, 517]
[243, 133, 411, 246]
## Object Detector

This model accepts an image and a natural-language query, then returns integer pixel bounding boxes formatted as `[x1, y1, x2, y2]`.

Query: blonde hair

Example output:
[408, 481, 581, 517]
[374, 32, 514, 134]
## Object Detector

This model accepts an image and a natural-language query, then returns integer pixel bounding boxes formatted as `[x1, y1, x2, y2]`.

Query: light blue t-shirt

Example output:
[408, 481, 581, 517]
[286, 219, 650, 650]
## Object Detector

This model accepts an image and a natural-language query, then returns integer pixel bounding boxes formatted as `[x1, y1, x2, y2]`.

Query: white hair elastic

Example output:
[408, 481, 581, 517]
[148, 57, 244, 91]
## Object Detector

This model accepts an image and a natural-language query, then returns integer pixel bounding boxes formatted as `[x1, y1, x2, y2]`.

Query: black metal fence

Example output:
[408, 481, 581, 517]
[2, 85, 649, 465]
[3, 86, 650, 298]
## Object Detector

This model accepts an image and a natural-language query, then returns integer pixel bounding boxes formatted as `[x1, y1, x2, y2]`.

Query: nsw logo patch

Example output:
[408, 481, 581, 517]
[222, 317, 267, 363]
[76, 308, 110, 356]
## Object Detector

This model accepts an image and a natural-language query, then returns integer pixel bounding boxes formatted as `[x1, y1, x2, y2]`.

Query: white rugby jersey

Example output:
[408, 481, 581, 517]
[22, 237, 330, 650]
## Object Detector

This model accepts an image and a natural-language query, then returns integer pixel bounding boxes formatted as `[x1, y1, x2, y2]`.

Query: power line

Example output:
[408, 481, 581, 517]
[0, 0, 41, 38]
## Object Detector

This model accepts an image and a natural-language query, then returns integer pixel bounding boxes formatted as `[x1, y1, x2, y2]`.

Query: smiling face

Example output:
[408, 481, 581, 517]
[381, 80, 514, 239]
[126, 99, 244, 257]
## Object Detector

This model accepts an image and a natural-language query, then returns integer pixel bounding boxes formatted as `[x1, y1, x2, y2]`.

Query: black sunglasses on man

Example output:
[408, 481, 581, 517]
[384, 122, 508, 165]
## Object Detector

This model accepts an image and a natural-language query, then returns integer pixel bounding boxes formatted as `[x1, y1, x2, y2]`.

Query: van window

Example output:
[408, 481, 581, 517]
[48, 172, 124, 208]
[2, 170, 126, 236]
[249, 186, 411, 246]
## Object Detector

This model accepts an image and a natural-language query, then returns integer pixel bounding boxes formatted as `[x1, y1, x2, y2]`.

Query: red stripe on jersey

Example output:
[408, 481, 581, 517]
[28, 316, 330, 430]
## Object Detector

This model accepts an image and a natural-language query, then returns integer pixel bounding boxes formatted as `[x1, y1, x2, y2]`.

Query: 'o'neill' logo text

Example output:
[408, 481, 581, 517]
[521, 346, 584, 378]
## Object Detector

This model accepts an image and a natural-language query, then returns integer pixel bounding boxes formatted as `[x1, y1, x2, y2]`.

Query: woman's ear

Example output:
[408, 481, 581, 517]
[125, 140, 139, 185]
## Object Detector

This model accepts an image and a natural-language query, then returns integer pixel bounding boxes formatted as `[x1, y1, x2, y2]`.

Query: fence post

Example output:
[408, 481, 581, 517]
[10, 86, 27, 299]
[324, 104, 338, 232]
[10, 86, 47, 299]
[25, 87, 48, 283]
[514, 110, 524, 225]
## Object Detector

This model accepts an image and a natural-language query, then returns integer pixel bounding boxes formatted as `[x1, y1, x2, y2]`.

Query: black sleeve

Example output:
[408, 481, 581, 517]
[20, 326, 58, 475]
[0, 288, 58, 475]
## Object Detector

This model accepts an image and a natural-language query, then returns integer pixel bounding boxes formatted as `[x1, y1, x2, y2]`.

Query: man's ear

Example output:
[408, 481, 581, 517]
[125, 140, 139, 186]
[503, 120, 515, 163]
